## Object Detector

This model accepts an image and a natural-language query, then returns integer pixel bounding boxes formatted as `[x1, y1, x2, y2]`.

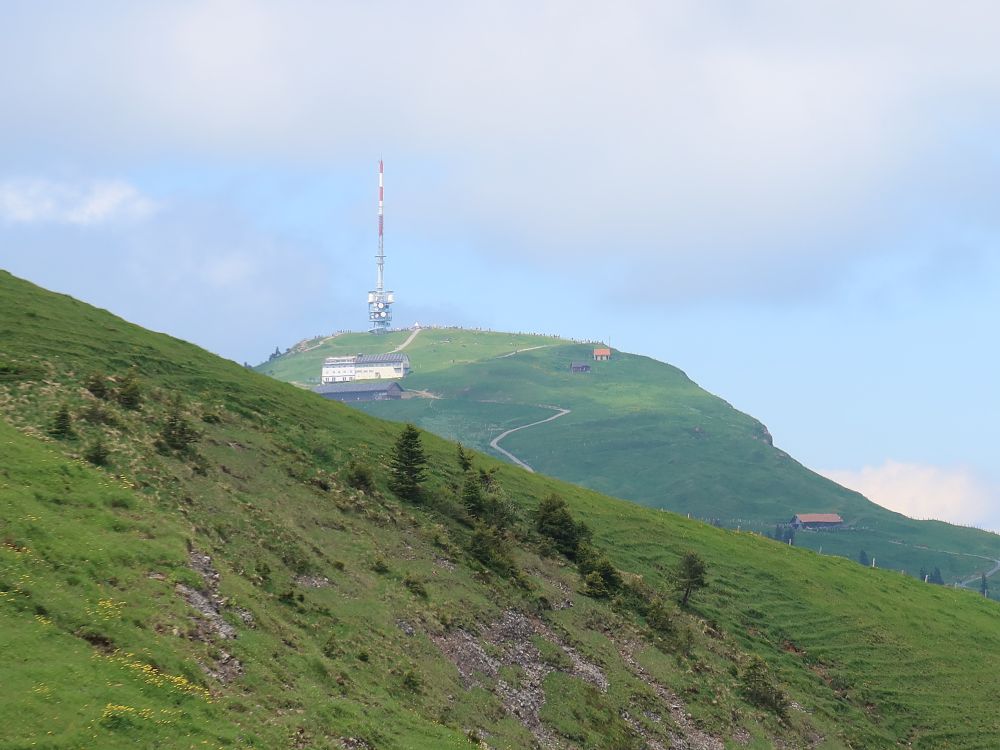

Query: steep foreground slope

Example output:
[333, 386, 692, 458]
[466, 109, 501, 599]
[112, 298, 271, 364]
[259, 329, 1000, 585]
[3, 270, 1000, 749]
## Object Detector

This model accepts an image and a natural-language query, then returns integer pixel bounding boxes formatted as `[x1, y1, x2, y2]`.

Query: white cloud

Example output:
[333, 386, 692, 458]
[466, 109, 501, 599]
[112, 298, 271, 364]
[4, 2, 1000, 298]
[822, 461, 1000, 530]
[0, 179, 156, 226]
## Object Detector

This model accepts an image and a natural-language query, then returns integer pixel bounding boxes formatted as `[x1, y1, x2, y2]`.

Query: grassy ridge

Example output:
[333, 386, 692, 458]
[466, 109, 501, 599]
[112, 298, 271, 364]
[257, 328, 567, 385]
[275, 331, 1000, 585]
[3, 270, 1000, 748]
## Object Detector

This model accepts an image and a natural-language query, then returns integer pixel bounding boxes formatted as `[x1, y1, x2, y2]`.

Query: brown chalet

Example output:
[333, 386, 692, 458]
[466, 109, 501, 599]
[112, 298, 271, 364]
[789, 513, 844, 530]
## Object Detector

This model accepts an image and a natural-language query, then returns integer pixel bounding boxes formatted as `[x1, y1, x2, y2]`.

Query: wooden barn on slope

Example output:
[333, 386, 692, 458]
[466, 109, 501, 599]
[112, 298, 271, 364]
[593, 348, 612, 361]
[789, 513, 844, 530]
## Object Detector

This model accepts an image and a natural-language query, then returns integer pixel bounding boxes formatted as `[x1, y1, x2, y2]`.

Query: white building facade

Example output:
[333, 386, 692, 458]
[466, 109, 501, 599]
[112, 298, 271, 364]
[321, 356, 357, 382]
[321, 353, 410, 384]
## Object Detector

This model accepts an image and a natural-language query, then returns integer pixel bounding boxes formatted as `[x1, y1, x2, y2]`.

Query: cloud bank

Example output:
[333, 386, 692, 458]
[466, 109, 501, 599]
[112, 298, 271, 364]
[823, 461, 1000, 531]
[4, 2, 1000, 300]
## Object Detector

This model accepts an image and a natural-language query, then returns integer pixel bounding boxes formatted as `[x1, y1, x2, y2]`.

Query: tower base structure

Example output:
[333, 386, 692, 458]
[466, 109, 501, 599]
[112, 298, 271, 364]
[368, 289, 394, 333]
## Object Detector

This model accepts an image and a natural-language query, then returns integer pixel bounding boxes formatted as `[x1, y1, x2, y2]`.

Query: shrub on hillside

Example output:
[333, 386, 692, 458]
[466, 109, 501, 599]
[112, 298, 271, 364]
[740, 656, 788, 718]
[577, 543, 622, 594]
[158, 402, 200, 452]
[582, 571, 611, 598]
[345, 460, 376, 494]
[85, 372, 110, 400]
[83, 436, 110, 466]
[80, 402, 120, 427]
[534, 493, 590, 558]
[403, 575, 428, 599]
[673, 551, 708, 606]
[468, 522, 515, 574]
[646, 597, 678, 637]
[115, 370, 143, 410]
[401, 668, 422, 693]
[48, 404, 75, 439]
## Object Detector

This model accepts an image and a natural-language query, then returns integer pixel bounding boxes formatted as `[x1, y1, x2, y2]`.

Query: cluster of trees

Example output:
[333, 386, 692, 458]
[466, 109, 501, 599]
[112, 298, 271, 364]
[534, 493, 622, 597]
[157, 396, 201, 454]
[387, 427, 710, 607]
[48, 370, 145, 466]
[387, 431, 520, 573]
[382, 427, 726, 694]
[48, 370, 210, 468]
[86, 370, 142, 410]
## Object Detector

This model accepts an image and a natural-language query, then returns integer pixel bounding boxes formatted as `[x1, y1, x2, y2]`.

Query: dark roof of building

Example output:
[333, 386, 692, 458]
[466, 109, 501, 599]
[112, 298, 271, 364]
[322, 353, 410, 365]
[793, 513, 843, 524]
[313, 382, 404, 395]
[570, 362, 591, 368]
[356, 353, 409, 365]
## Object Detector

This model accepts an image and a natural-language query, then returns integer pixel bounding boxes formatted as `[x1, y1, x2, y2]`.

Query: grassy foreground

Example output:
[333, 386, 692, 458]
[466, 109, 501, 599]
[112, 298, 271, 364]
[3, 269, 1000, 748]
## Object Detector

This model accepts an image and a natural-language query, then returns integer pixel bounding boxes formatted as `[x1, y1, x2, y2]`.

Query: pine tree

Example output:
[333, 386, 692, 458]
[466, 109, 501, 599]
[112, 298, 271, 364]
[456, 442, 473, 472]
[461, 473, 484, 515]
[858, 549, 870, 567]
[160, 398, 199, 451]
[535, 493, 585, 557]
[49, 404, 75, 439]
[674, 551, 708, 606]
[84, 435, 110, 466]
[468, 522, 512, 572]
[388, 424, 427, 501]
[116, 370, 142, 410]
[930, 567, 945, 585]
[981, 573, 989, 598]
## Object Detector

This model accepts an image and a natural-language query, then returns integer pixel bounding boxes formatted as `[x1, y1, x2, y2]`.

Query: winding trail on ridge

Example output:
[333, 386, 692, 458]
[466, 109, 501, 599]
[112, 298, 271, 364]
[495, 344, 551, 359]
[888, 539, 1000, 587]
[959, 557, 1000, 588]
[489, 406, 571, 472]
[391, 327, 422, 352]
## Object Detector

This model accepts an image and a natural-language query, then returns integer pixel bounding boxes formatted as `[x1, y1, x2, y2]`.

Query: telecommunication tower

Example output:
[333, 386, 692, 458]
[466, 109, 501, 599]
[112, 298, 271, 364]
[368, 158, 394, 333]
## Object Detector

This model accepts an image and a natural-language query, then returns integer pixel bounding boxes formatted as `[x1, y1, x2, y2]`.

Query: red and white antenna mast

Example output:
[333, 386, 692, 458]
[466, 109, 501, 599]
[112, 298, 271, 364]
[377, 158, 385, 292]
[368, 158, 394, 333]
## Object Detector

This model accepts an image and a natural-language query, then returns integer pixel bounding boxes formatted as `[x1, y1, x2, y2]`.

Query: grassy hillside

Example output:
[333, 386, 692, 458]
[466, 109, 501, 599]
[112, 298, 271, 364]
[261, 328, 1000, 586]
[4, 269, 1000, 748]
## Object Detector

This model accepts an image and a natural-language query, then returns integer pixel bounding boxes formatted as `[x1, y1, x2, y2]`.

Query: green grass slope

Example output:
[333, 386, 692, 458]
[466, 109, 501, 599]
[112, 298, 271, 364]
[264, 328, 1000, 586]
[3, 270, 1000, 749]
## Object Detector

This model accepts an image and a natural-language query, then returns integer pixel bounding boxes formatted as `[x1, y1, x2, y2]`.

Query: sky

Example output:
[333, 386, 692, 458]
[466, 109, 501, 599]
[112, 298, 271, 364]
[1, 1, 998, 529]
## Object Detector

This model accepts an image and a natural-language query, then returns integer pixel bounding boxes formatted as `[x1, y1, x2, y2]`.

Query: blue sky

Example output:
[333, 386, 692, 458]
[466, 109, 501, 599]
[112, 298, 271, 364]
[2, 1, 998, 528]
